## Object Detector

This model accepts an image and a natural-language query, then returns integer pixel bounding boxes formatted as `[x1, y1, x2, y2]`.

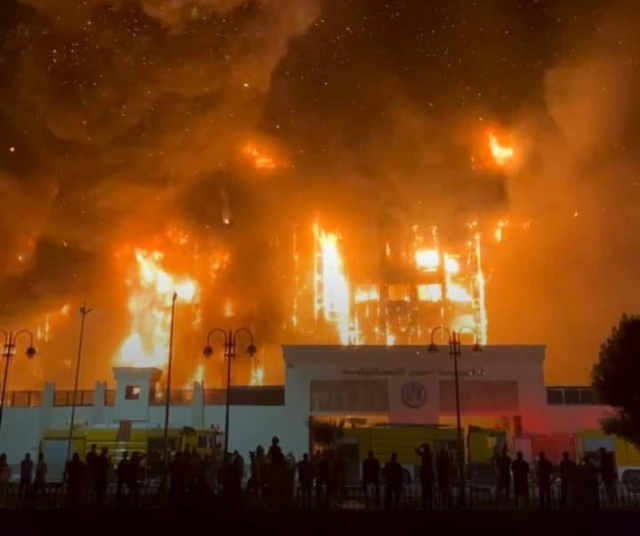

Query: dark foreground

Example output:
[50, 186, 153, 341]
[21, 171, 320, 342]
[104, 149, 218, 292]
[1, 509, 639, 536]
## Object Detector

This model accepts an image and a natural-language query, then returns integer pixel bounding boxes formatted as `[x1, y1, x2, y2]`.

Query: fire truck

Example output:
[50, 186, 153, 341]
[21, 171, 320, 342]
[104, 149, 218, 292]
[40, 424, 223, 482]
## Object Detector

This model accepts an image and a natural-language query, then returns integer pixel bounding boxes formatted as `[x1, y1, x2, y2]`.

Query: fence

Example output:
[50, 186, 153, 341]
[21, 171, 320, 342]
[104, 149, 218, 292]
[1, 481, 639, 510]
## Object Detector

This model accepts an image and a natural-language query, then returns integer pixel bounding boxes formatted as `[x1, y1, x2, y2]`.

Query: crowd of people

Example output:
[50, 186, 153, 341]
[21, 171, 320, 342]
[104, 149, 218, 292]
[0, 440, 622, 510]
[493, 447, 618, 509]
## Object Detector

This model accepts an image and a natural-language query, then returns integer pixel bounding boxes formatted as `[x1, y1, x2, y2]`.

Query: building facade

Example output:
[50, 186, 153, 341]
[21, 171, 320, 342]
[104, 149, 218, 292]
[0, 344, 613, 478]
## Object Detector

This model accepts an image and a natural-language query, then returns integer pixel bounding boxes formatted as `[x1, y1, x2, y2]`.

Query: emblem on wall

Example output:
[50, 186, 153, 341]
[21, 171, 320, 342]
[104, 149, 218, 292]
[401, 381, 427, 408]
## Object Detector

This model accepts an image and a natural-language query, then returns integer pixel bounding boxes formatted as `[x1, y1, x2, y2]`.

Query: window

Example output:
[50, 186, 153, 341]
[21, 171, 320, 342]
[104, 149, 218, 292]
[125, 385, 141, 400]
[547, 387, 601, 406]
[562, 389, 580, 405]
[546, 389, 564, 405]
[580, 388, 597, 405]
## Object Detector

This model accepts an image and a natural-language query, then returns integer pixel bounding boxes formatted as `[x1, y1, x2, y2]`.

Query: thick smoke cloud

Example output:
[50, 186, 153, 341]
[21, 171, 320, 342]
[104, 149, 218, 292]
[0, 0, 638, 387]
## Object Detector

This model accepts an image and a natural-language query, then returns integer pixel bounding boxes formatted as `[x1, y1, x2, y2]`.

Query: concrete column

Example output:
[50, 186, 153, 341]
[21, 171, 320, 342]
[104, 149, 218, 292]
[39, 381, 55, 434]
[93, 381, 106, 425]
[191, 382, 204, 428]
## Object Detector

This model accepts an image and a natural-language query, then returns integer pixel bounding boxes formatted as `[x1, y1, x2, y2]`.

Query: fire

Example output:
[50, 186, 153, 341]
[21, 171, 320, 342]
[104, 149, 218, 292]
[116, 249, 199, 369]
[242, 143, 278, 170]
[251, 361, 265, 386]
[488, 132, 514, 166]
[186, 363, 205, 388]
[314, 223, 351, 344]
[355, 285, 379, 303]
[473, 233, 488, 344]
[224, 299, 234, 318]
[495, 220, 509, 242]
[417, 284, 442, 302]
[415, 249, 440, 272]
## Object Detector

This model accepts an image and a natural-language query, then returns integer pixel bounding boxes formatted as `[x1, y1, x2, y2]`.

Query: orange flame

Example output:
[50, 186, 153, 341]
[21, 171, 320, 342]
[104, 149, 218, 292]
[314, 224, 350, 344]
[243, 143, 278, 170]
[116, 249, 199, 369]
[488, 132, 514, 166]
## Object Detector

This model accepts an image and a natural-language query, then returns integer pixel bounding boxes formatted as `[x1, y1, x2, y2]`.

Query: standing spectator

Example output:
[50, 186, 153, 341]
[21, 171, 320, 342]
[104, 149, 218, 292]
[511, 452, 530, 509]
[268, 436, 284, 465]
[579, 453, 600, 509]
[85, 443, 98, 493]
[384, 453, 403, 510]
[537, 452, 553, 509]
[333, 452, 346, 504]
[599, 448, 617, 507]
[0, 453, 11, 507]
[128, 452, 145, 508]
[325, 449, 337, 507]
[315, 450, 330, 509]
[436, 448, 452, 508]
[65, 453, 85, 508]
[93, 447, 110, 507]
[362, 451, 381, 508]
[33, 453, 48, 504]
[298, 453, 314, 509]
[19, 453, 33, 507]
[415, 443, 434, 509]
[170, 451, 187, 506]
[116, 451, 130, 506]
[559, 452, 576, 508]
[495, 447, 512, 507]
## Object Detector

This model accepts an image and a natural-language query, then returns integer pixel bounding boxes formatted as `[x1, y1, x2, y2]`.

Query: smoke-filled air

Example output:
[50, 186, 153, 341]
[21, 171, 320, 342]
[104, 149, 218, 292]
[0, 0, 638, 389]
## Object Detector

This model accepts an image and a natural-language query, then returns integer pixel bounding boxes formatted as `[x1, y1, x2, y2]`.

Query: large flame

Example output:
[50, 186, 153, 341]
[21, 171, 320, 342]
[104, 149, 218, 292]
[116, 249, 199, 369]
[488, 132, 514, 166]
[314, 223, 351, 344]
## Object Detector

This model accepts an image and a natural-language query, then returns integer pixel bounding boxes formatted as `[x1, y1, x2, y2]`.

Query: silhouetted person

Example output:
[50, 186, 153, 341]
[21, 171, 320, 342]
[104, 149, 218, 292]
[316, 451, 330, 509]
[511, 452, 530, 508]
[415, 443, 434, 509]
[362, 450, 381, 508]
[559, 452, 576, 508]
[117, 451, 130, 506]
[333, 452, 346, 504]
[66, 453, 85, 508]
[599, 448, 617, 507]
[495, 447, 512, 507]
[128, 452, 145, 507]
[197, 454, 212, 495]
[33, 453, 48, 504]
[86, 443, 98, 492]
[325, 449, 338, 507]
[19, 452, 33, 506]
[384, 453, 403, 509]
[268, 436, 284, 466]
[537, 452, 553, 509]
[92, 447, 110, 506]
[170, 452, 187, 506]
[297, 453, 314, 508]
[436, 448, 452, 508]
[0, 453, 10, 507]
[579, 453, 599, 509]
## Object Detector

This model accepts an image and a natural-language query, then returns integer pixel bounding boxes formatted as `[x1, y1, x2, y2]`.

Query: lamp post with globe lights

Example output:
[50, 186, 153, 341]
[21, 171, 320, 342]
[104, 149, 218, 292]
[428, 325, 481, 507]
[0, 329, 37, 435]
[202, 328, 256, 456]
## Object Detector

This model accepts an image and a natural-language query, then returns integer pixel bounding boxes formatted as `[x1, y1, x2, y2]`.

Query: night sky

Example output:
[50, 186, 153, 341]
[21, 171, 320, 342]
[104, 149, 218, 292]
[0, 0, 638, 386]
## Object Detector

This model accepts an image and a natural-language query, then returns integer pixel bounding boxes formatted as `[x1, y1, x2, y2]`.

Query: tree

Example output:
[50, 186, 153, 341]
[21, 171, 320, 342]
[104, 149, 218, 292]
[592, 314, 640, 447]
[307, 418, 345, 449]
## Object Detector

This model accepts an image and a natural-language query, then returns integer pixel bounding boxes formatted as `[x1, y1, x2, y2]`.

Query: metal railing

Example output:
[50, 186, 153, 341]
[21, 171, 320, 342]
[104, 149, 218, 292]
[1, 391, 43, 408]
[0, 481, 638, 510]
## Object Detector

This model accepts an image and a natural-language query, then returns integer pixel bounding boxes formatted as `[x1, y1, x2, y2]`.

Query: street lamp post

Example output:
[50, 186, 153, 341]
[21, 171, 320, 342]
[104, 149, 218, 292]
[66, 303, 93, 462]
[203, 328, 256, 456]
[162, 292, 178, 475]
[429, 325, 481, 507]
[0, 330, 37, 435]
